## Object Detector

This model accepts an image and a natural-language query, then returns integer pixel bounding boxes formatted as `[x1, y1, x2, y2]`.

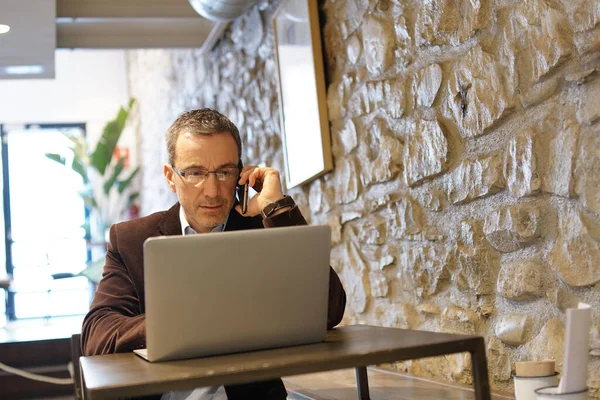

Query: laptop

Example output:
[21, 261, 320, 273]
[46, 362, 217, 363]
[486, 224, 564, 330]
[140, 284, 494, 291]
[134, 225, 331, 362]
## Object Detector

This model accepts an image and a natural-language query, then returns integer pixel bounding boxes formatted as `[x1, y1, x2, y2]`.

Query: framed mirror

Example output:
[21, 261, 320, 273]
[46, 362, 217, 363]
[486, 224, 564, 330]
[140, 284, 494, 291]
[273, 0, 333, 189]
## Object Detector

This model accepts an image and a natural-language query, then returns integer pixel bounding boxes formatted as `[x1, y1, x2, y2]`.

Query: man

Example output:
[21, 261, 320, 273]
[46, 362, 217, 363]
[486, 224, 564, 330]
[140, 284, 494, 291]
[81, 108, 347, 400]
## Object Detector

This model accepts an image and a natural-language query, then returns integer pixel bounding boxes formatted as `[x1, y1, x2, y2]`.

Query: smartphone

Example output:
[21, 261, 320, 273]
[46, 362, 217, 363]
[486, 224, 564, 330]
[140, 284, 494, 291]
[237, 182, 249, 214]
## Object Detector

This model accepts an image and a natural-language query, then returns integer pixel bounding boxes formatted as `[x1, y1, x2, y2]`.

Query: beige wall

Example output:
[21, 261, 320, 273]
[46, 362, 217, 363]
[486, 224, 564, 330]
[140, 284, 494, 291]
[128, 0, 600, 395]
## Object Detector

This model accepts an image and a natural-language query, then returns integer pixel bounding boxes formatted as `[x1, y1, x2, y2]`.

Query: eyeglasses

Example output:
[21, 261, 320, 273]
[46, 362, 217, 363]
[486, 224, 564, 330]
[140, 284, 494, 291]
[171, 165, 239, 185]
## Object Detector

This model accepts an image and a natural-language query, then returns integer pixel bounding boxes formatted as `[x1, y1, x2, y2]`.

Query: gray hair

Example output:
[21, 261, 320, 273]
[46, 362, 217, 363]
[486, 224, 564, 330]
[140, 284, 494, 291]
[166, 108, 242, 165]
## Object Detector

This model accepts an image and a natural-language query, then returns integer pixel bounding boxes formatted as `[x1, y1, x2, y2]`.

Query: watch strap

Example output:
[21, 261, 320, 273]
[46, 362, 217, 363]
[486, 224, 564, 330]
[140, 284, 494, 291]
[261, 195, 296, 219]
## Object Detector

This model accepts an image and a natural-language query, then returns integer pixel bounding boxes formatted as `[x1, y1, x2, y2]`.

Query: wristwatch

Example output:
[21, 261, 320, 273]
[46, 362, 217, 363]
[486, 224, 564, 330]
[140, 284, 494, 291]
[261, 195, 296, 219]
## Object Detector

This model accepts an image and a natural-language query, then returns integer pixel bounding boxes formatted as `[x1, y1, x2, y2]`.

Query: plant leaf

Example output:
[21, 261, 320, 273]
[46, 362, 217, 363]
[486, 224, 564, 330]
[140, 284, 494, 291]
[91, 120, 120, 175]
[116, 99, 135, 132]
[90, 99, 135, 175]
[117, 166, 140, 194]
[68, 134, 88, 164]
[71, 157, 88, 183]
[45, 153, 66, 165]
[102, 156, 126, 195]
[80, 192, 98, 209]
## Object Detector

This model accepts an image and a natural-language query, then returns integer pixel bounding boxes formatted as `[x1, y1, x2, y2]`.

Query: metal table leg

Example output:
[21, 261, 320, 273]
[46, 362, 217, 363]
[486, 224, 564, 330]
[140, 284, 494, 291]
[355, 366, 370, 400]
[471, 338, 491, 400]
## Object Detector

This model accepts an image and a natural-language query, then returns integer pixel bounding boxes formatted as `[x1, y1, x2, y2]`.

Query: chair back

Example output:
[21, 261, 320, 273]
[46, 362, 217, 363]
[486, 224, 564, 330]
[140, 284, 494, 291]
[71, 333, 83, 400]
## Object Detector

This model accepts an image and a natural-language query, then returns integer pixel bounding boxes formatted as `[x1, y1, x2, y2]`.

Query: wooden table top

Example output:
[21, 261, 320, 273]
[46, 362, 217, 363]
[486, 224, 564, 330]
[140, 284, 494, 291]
[80, 324, 484, 400]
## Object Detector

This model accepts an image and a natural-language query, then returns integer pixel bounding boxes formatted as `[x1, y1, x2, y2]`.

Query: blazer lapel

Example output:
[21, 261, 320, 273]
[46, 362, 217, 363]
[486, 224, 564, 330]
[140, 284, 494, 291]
[157, 203, 182, 236]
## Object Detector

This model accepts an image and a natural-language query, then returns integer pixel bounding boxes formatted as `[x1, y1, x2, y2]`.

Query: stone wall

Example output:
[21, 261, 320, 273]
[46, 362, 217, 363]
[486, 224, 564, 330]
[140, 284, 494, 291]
[127, 0, 600, 395]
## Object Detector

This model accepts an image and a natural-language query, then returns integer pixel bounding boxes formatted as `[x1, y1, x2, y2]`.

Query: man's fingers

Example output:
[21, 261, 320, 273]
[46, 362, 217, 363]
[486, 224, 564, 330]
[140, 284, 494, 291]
[238, 166, 257, 184]
[240, 166, 280, 192]
[248, 168, 262, 190]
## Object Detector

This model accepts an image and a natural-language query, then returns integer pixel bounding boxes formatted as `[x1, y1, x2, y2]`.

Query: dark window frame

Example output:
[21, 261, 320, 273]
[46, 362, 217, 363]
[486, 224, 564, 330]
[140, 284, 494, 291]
[1, 122, 90, 321]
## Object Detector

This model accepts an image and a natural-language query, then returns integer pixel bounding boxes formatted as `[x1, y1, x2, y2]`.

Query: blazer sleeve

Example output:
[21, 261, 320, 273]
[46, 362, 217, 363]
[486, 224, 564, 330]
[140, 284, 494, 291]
[81, 224, 146, 356]
[263, 206, 347, 329]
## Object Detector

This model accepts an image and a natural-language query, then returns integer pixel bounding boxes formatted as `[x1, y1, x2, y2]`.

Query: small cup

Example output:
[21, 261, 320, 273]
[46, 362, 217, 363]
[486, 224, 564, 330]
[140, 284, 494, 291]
[535, 386, 588, 400]
[514, 372, 560, 400]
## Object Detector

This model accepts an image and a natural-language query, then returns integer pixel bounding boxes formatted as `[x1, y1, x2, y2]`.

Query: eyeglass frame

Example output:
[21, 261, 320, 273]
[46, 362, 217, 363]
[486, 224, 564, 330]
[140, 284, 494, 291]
[171, 164, 240, 185]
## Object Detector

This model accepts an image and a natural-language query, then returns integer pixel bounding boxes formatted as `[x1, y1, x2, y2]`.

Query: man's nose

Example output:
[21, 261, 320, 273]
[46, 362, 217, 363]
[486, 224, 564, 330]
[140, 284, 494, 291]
[200, 173, 220, 197]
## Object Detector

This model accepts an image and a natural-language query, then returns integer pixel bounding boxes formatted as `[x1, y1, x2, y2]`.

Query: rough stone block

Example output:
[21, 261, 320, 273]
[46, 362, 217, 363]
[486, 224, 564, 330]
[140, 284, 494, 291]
[389, 197, 425, 238]
[369, 271, 389, 298]
[383, 78, 406, 118]
[455, 248, 498, 295]
[497, 259, 545, 301]
[397, 244, 452, 299]
[327, 74, 356, 120]
[484, 204, 540, 252]
[362, 16, 395, 76]
[418, 302, 441, 315]
[487, 337, 512, 381]
[338, 240, 370, 314]
[403, 120, 449, 187]
[444, 45, 511, 138]
[327, 213, 342, 246]
[446, 153, 505, 204]
[574, 26, 600, 55]
[548, 205, 600, 287]
[334, 157, 361, 204]
[590, 321, 600, 356]
[377, 255, 395, 270]
[524, 318, 565, 369]
[518, 78, 560, 109]
[377, 302, 420, 329]
[308, 179, 324, 214]
[546, 287, 579, 311]
[504, 131, 541, 197]
[347, 83, 370, 117]
[455, 220, 499, 295]
[542, 114, 579, 198]
[442, 304, 479, 334]
[365, 192, 392, 213]
[331, 118, 358, 157]
[357, 215, 387, 245]
[561, 0, 600, 33]
[499, 0, 572, 88]
[414, 64, 443, 108]
[347, 34, 363, 65]
[576, 78, 600, 126]
[415, 0, 490, 47]
[358, 121, 402, 187]
[574, 122, 600, 212]
[416, 188, 444, 212]
[495, 313, 532, 345]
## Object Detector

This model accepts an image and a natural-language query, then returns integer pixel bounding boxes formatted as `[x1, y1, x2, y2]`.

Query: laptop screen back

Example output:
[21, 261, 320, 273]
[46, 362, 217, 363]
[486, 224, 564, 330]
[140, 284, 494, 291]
[142, 225, 331, 362]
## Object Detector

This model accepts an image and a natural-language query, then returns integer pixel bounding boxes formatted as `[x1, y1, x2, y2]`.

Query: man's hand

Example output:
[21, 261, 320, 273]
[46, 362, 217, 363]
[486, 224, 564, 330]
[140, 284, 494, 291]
[235, 166, 285, 217]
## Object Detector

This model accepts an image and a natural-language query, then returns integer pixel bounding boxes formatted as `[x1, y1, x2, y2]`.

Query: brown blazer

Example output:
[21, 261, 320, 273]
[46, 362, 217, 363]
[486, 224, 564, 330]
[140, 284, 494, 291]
[82, 202, 347, 356]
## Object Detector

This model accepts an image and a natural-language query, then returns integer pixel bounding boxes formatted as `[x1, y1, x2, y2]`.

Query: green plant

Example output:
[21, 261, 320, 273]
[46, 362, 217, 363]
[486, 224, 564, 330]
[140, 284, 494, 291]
[45, 99, 139, 282]
[46, 98, 139, 232]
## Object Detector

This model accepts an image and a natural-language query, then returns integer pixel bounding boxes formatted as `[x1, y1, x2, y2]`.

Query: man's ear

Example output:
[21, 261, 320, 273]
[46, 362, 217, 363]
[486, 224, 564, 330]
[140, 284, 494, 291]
[164, 164, 176, 193]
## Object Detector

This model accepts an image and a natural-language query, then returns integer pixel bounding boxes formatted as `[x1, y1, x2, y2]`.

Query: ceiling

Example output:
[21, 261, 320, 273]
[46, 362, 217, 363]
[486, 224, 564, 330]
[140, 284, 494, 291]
[0, 0, 226, 79]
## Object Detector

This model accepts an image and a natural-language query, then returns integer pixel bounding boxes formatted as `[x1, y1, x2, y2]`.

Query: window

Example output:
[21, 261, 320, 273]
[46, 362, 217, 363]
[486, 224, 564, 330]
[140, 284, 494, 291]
[1, 124, 91, 320]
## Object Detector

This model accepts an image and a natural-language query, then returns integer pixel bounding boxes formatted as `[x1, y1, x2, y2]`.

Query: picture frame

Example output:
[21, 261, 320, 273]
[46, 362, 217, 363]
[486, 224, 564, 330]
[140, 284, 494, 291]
[273, 0, 333, 189]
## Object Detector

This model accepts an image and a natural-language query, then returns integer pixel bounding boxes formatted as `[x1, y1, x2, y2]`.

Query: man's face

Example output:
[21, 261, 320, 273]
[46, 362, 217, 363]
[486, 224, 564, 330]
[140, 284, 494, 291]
[164, 131, 239, 233]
